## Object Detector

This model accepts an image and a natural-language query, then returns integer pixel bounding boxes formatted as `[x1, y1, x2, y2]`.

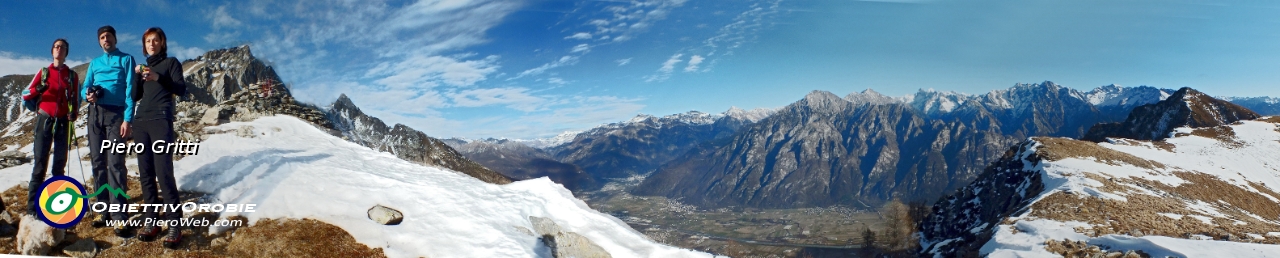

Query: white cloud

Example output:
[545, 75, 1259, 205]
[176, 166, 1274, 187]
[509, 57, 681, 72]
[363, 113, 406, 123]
[448, 87, 546, 111]
[616, 58, 632, 66]
[547, 77, 568, 85]
[570, 44, 591, 53]
[583, 0, 690, 43]
[210, 5, 243, 29]
[369, 54, 501, 90]
[514, 55, 579, 79]
[168, 41, 206, 61]
[0, 52, 52, 77]
[684, 55, 704, 72]
[645, 53, 683, 82]
[565, 32, 592, 40]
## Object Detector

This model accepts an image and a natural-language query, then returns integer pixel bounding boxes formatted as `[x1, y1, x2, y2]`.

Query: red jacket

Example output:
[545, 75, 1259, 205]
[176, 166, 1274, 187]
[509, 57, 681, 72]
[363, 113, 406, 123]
[23, 64, 79, 118]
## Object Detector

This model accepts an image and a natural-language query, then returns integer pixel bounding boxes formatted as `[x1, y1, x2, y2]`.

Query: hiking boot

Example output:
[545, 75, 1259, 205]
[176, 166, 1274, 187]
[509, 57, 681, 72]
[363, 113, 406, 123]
[162, 227, 182, 249]
[138, 225, 161, 241]
[113, 222, 132, 238]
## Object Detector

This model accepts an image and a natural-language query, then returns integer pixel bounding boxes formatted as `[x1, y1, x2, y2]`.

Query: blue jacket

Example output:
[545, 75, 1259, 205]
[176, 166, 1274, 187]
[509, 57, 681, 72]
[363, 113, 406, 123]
[81, 49, 137, 122]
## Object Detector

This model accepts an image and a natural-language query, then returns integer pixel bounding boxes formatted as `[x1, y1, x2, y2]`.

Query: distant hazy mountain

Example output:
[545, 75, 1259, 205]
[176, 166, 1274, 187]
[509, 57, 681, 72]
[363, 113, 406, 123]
[1220, 96, 1280, 116]
[547, 108, 773, 181]
[447, 138, 598, 190]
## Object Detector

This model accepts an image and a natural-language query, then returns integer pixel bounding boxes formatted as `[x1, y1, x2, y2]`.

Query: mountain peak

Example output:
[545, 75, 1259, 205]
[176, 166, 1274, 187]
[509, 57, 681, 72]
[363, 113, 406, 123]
[1083, 87, 1260, 142]
[845, 88, 900, 106]
[798, 90, 848, 111]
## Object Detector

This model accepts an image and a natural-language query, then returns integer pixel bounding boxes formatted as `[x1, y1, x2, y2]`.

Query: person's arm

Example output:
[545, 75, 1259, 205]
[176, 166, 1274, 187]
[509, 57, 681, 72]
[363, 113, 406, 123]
[165, 58, 186, 96]
[23, 70, 41, 101]
[82, 62, 95, 102]
[121, 55, 136, 123]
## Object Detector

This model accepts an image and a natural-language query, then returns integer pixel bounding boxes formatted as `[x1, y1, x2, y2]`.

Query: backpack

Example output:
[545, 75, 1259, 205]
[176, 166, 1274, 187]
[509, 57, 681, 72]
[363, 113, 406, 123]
[22, 67, 77, 113]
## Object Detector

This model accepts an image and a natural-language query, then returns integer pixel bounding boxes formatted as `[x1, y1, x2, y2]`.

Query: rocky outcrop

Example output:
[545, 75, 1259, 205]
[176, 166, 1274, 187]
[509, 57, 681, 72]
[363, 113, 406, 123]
[182, 45, 282, 105]
[327, 94, 512, 184]
[1083, 87, 1260, 142]
[917, 140, 1045, 257]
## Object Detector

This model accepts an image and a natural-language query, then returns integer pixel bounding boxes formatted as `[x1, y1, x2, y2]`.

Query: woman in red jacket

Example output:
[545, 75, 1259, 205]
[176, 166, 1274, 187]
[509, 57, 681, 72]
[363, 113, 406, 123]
[23, 38, 80, 215]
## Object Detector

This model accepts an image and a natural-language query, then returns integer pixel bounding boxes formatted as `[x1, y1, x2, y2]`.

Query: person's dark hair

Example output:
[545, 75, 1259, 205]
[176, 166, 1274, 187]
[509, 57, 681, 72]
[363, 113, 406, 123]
[97, 25, 115, 37]
[51, 38, 68, 55]
[143, 27, 167, 57]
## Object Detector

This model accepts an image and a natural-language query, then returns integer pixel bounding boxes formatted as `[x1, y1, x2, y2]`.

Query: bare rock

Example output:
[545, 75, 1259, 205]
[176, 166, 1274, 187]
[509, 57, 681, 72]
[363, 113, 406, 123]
[367, 205, 403, 225]
[16, 215, 65, 256]
[62, 238, 97, 258]
[528, 216, 611, 258]
[201, 106, 236, 125]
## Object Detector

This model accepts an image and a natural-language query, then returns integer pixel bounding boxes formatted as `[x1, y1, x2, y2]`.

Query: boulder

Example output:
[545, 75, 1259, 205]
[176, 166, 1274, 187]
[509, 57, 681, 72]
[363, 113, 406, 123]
[528, 216, 611, 258]
[367, 205, 403, 225]
[16, 215, 65, 256]
[62, 238, 97, 258]
[201, 106, 236, 125]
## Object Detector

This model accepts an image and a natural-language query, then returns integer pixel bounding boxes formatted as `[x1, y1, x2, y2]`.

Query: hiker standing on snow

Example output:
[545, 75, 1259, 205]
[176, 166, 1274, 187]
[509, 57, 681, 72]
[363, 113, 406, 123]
[82, 25, 136, 237]
[22, 38, 80, 216]
[131, 27, 186, 247]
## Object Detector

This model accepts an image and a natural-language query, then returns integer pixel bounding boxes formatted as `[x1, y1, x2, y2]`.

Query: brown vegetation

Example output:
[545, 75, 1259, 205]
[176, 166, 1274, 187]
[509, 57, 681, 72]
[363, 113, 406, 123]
[0, 183, 384, 257]
[1027, 171, 1280, 244]
[1033, 137, 1165, 169]
[1044, 239, 1150, 258]
[1189, 126, 1243, 148]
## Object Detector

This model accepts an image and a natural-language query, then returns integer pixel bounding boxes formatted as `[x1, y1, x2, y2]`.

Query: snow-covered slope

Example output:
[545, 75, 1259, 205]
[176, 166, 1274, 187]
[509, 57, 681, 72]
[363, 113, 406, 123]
[84, 115, 705, 258]
[921, 117, 1280, 257]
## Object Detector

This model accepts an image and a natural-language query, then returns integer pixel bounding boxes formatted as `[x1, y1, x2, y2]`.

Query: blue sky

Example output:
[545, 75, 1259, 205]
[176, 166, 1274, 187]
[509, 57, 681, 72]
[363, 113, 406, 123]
[2, 0, 1278, 139]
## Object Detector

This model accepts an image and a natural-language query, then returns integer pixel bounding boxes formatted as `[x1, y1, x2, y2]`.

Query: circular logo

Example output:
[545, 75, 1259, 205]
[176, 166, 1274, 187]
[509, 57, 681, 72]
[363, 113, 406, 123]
[36, 176, 87, 229]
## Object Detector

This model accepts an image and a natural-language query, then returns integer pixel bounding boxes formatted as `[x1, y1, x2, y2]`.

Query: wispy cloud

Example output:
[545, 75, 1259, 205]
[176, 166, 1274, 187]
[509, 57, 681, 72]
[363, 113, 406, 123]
[581, 0, 690, 43]
[565, 32, 592, 40]
[645, 54, 684, 82]
[684, 55, 704, 72]
[701, 0, 783, 59]
[571, 44, 591, 53]
[513, 55, 579, 79]
[367, 54, 501, 90]
[448, 87, 545, 111]
[616, 58, 632, 66]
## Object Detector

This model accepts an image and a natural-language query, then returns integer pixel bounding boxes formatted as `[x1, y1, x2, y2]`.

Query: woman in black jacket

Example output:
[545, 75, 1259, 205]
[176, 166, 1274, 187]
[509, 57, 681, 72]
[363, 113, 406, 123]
[132, 27, 186, 247]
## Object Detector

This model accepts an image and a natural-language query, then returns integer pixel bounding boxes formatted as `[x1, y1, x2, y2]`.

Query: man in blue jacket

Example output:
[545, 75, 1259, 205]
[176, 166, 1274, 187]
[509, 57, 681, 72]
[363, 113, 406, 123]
[81, 25, 135, 237]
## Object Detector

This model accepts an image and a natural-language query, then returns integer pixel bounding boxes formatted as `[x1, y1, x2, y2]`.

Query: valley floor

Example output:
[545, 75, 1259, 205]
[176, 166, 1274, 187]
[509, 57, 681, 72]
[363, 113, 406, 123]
[582, 176, 891, 258]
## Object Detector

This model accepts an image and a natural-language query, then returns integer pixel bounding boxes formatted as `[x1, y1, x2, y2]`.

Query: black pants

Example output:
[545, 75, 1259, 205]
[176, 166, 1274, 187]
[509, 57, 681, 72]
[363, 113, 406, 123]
[88, 104, 129, 220]
[29, 111, 69, 212]
[134, 119, 180, 221]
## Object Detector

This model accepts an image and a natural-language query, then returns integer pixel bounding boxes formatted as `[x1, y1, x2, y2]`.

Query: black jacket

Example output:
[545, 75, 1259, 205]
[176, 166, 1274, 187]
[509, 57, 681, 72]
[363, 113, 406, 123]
[132, 57, 186, 122]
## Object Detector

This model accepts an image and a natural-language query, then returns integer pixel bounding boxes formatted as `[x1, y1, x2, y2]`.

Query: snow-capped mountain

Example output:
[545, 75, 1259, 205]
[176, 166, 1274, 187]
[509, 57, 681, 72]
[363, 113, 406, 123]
[631, 82, 1273, 210]
[920, 115, 1280, 257]
[1221, 96, 1280, 116]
